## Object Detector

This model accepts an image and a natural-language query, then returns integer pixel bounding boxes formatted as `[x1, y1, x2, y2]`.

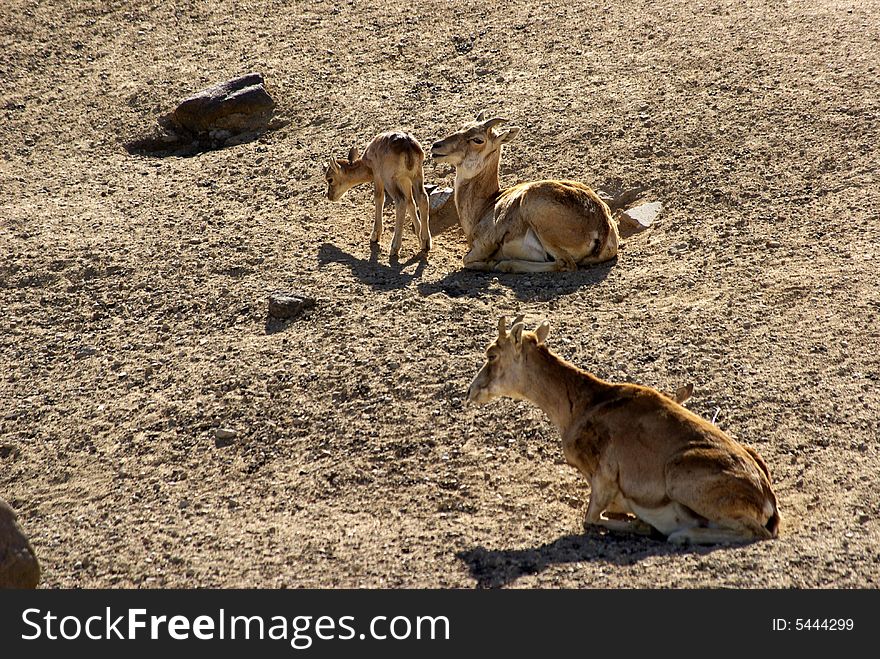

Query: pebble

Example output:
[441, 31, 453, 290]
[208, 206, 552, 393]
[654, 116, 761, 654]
[620, 201, 663, 228]
[268, 292, 316, 320]
[214, 428, 238, 447]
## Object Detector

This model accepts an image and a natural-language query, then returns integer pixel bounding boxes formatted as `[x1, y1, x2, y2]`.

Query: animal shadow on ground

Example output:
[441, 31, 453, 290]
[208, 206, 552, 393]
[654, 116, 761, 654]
[418, 257, 616, 301]
[318, 242, 427, 291]
[457, 529, 720, 589]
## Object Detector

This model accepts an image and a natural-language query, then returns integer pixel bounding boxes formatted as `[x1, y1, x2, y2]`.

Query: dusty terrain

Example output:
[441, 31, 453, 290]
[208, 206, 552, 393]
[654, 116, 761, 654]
[1, 0, 879, 589]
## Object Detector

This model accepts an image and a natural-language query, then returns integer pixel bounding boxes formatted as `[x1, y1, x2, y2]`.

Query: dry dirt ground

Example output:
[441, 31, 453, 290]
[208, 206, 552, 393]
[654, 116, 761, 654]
[1, 0, 879, 589]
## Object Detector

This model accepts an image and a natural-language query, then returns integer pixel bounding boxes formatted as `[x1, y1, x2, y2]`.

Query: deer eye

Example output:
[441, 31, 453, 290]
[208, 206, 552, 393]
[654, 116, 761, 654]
[470, 137, 485, 145]
[487, 352, 498, 362]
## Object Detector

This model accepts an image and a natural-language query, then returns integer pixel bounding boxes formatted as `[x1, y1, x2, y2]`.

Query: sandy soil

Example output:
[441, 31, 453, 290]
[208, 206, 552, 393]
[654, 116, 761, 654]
[1, 0, 879, 588]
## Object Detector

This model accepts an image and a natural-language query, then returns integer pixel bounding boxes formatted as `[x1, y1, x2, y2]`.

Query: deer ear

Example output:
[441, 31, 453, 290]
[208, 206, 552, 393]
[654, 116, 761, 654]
[674, 383, 694, 404]
[498, 126, 521, 144]
[348, 146, 359, 163]
[535, 320, 550, 345]
[511, 321, 525, 348]
[497, 315, 508, 339]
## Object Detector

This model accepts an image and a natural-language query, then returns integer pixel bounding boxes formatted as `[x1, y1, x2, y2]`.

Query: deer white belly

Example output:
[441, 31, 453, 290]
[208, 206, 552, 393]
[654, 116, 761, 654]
[497, 228, 549, 262]
[628, 500, 700, 535]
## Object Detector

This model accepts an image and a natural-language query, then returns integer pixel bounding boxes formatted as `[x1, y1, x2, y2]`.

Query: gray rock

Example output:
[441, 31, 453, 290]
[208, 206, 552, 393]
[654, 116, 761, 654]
[214, 428, 238, 447]
[0, 498, 40, 589]
[618, 201, 663, 238]
[427, 186, 460, 236]
[596, 179, 646, 211]
[621, 201, 663, 228]
[166, 73, 275, 136]
[268, 292, 316, 320]
[428, 186, 454, 211]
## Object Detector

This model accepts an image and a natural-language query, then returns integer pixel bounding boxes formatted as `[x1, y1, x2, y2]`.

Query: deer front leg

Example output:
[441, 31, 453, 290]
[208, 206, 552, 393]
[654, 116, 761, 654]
[584, 478, 654, 536]
[414, 186, 432, 252]
[462, 238, 499, 271]
[371, 183, 385, 242]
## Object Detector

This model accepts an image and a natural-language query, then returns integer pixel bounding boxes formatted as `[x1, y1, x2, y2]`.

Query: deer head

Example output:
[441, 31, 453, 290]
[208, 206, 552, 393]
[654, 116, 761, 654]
[431, 113, 521, 181]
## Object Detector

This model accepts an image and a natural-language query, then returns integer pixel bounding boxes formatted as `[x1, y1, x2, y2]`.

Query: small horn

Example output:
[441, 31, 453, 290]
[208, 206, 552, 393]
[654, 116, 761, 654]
[482, 117, 509, 131]
[476, 110, 487, 121]
[511, 314, 524, 327]
[497, 315, 508, 339]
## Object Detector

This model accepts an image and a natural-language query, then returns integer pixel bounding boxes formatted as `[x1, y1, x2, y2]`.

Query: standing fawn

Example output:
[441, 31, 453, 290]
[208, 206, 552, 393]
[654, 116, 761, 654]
[467, 316, 780, 545]
[325, 131, 432, 257]
[431, 112, 618, 272]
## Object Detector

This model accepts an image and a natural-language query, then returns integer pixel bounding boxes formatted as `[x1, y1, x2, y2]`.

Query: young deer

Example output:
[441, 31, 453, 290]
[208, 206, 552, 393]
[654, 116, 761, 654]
[325, 131, 432, 257]
[431, 113, 618, 272]
[467, 316, 780, 545]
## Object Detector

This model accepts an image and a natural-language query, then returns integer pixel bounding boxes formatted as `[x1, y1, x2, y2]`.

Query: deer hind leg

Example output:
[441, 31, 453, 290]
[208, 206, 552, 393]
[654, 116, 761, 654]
[667, 519, 772, 545]
[542, 246, 577, 272]
[664, 457, 778, 545]
[390, 201, 408, 257]
[413, 183, 432, 252]
[493, 259, 568, 273]
[387, 179, 413, 257]
[577, 221, 620, 265]
[371, 182, 385, 242]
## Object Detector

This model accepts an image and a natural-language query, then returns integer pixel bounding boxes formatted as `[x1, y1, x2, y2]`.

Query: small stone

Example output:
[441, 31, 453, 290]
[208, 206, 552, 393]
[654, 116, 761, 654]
[75, 346, 97, 359]
[268, 292, 316, 320]
[0, 444, 20, 460]
[766, 240, 782, 248]
[214, 428, 238, 447]
[620, 201, 663, 229]
[0, 498, 40, 589]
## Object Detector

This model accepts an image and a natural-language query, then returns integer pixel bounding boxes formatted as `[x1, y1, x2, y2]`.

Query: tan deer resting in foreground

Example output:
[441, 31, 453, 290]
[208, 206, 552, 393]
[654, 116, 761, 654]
[466, 317, 780, 544]
[430, 113, 619, 272]
[325, 131, 432, 257]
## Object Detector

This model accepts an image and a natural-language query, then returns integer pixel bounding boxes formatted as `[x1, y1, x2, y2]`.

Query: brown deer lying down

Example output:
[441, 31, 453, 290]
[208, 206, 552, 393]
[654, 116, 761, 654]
[431, 113, 618, 272]
[466, 316, 780, 545]
[325, 131, 432, 257]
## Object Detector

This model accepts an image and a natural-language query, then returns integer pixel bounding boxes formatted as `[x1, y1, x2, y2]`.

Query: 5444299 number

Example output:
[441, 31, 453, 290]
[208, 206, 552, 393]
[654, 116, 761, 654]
[795, 619, 853, 631]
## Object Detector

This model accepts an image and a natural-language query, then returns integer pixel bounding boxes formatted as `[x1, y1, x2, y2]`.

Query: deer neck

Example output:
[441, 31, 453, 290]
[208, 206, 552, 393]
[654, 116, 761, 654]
[350, 160, 374, 186]
[454, 152, 502, 242]
[516, 346, 607, 434]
